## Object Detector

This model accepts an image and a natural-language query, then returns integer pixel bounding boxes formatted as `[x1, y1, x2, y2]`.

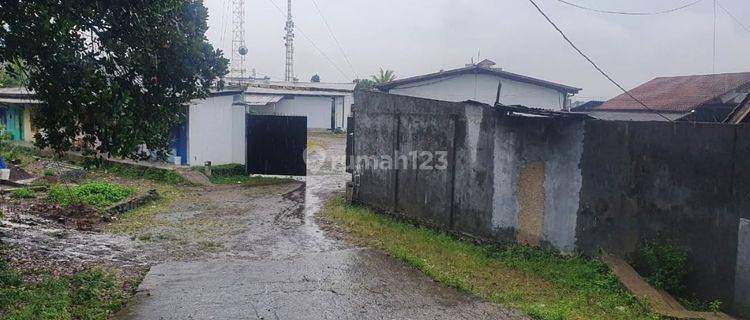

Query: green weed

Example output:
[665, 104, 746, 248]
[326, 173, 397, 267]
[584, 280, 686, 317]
[202, 164, 296, 186]
[0, 260, 127, 319]
[48, 182, 133, 208]
[320, 196, 658, 320]
[10, 188, 35, 199]
[104, 163, 191, 186]
[637, 242, 688, 296]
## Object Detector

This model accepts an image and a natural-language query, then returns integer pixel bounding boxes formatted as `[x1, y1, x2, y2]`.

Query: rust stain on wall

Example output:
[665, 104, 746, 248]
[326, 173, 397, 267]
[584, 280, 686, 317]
[517, 162, 545, 246]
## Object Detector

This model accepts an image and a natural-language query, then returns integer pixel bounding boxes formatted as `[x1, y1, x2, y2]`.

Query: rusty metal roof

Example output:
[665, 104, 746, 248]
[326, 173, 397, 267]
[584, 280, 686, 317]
[597, 72, 750, 113]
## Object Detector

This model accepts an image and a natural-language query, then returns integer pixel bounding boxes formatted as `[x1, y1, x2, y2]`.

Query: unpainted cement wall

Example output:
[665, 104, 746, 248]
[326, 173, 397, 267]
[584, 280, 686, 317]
[576, 120, 745, 306]
[352, 91, 750, 316]
[353, 91, 583, 249]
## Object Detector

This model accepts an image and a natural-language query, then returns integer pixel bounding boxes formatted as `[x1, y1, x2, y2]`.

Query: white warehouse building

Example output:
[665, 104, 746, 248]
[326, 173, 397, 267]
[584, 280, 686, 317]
[182, 81, 353, 167]
[377, 59, 580, 111]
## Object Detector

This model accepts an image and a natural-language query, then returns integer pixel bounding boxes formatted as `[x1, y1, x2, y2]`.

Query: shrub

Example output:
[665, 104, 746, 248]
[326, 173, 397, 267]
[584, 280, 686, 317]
[105, 163, 191, 186]
[10, 188, 35, 199]
[0, 260, 127, 319]
[210, 164, 246, 177]
[48, 182, 133, 208]
[637, 241, 688, 296]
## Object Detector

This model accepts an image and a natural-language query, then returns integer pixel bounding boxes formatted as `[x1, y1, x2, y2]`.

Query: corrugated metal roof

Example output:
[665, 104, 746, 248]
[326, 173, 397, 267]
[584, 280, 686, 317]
[244, 86, 349, 97]
[244, 94, 284, 106]
[0, 98, 42, 105]
[597, 72, 750, 112]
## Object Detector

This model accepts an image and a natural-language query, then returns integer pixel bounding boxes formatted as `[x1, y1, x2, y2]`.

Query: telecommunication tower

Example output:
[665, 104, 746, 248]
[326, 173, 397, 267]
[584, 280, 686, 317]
[230, 0, 249, 79]
[284, 0, 295, 82]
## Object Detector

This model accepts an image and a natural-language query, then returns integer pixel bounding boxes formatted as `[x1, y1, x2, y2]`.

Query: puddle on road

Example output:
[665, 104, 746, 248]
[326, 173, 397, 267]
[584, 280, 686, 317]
[299, 174, 348, 245]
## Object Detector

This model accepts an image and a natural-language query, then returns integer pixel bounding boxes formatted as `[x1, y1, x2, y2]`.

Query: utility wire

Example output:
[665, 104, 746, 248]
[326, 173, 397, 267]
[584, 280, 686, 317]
[717, 1, 750, 35]
[266, 0, 350, 80]
[528, 0, 673, 121]
[310, 0, 358, 79]
[555, 0, 703, 15]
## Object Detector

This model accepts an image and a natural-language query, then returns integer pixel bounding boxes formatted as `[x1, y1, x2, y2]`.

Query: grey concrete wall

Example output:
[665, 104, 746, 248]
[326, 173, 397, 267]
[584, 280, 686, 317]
[736, 219, 750, 317]
[353, 91, 749, 316]
[353, 91, 468, 218]
[353, 91, 584, 250]
[575, 120, 744, 311]
[490, 116, 584, 252]
[733, 125, 750, 316]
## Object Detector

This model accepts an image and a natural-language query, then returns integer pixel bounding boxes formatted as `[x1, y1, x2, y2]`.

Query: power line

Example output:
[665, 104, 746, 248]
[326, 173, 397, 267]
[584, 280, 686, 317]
[310, 0, 358, 78]
[555, 0, 703, 15]
[717, 1, 750, 35]
[527, 0, 673, 121]
[266, 0, 350, 80]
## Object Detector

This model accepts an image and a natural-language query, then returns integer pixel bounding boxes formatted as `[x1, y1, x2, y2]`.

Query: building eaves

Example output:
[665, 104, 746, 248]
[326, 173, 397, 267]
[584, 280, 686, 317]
[376, 66, 581, 94]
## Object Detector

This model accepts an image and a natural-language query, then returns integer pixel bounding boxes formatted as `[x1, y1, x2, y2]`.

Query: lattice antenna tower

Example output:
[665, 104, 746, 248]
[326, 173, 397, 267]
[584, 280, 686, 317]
[230, 0, 249, 79]
[284, 0, 295, 81]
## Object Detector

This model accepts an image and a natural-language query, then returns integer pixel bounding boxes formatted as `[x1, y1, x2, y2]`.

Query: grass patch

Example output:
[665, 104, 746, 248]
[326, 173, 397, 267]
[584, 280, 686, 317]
[210, 175, 296, 186]
[320, 197, 658, 320]
[105, 187, 189, 236]
[48, 182, 133, 208]
[103, 163, 191, 186]
[10, 188, 35, 199]
[197, 240, 224, 252]
[0, 261, 128, 320]
[201, 164, 297, 186]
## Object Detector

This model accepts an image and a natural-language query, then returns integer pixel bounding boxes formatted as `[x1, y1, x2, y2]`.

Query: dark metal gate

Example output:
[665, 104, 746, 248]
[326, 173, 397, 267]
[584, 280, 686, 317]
[246, 115, 307, 176]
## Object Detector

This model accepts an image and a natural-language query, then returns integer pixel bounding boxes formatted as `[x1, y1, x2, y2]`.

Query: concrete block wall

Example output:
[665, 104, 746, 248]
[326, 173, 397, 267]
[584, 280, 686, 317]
[352, 91, 749, 316]
[576, 120, 742, 308]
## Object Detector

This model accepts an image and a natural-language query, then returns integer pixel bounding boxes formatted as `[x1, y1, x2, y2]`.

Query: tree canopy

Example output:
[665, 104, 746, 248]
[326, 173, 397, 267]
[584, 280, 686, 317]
[0, 61, 28, 88]
[371, 68, 396, 84]
[310, 74, 321, 82]
[0, 0, 228, 160]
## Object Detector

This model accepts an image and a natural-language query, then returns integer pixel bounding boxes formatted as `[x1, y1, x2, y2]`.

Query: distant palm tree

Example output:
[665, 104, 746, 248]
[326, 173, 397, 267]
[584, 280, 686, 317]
[370, 68, 396, 84]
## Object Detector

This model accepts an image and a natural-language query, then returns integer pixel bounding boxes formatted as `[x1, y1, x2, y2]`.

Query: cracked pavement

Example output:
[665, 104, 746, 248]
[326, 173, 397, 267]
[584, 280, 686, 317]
[112, 133, 527, 320]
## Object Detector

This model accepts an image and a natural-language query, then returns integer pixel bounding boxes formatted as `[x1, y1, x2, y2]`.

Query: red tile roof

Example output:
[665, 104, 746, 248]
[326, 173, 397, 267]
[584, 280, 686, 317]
[597, 72, 750, 113]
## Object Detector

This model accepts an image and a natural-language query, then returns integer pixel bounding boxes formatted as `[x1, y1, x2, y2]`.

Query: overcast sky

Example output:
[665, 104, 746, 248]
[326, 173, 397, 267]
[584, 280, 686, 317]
[203, 0, 750, 101]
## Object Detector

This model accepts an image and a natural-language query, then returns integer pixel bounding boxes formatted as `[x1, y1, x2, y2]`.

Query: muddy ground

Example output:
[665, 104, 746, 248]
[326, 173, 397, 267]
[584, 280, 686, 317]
[1, 132, 527, 319]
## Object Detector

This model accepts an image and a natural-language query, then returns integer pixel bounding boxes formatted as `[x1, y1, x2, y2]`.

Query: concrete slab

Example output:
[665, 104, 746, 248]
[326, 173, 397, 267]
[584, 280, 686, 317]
[113, 249, 526, 320]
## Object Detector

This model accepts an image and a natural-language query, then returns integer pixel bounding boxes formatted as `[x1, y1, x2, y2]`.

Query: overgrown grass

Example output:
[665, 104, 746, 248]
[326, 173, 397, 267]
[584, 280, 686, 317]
[209, 175, 297, 186]
[201, 164, 297, 187]
[635, 242, 722, 312]
[10, 188, 35, 199]
[105, 187, 189, 236]
[48, 182, 133, 208]
[320, 197, 658, 320]
[103, 163, 191, 186]
[0, 261, 128, 320]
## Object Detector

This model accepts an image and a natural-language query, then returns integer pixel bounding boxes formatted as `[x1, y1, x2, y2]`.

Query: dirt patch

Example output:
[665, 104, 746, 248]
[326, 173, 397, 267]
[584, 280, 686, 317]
[0, 208, 147, 283]
[9, 165, 33, 181]
[3, 200, 108, 231]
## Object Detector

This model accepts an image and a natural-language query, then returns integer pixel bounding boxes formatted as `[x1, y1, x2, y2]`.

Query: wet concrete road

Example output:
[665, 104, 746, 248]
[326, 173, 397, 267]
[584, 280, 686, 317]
[113, 134, 527, 320]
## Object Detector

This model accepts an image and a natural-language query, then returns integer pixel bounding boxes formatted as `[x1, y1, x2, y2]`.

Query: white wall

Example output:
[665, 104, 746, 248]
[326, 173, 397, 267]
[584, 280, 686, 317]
[389, 73, 568, 110]
[275, 95, 335, 129]
[188, 95, 247, 166]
